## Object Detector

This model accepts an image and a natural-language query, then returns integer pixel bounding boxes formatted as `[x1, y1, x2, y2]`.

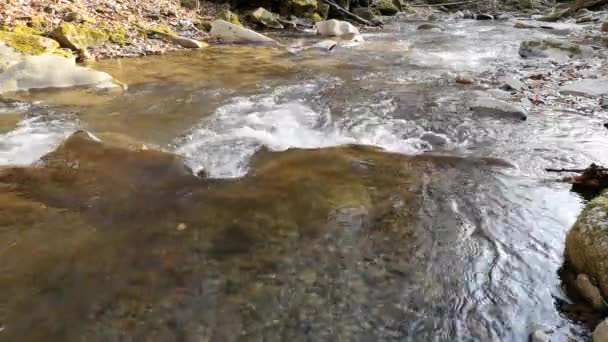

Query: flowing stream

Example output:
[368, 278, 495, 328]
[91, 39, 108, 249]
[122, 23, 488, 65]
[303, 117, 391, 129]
[0, 16, 607, 341]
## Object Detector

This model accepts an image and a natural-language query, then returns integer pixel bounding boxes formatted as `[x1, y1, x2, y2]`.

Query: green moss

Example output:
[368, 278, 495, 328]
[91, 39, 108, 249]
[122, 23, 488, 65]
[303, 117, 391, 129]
[373, 0, 399, 16]
[30, 16, 52, 33]
[315, 2, 330, 19]
[52, 23, 109, 50]
[145, 26, 176, 37]
[107, 27, 128, 45]
[292, 0, 317, 17]
[0, 31, 58, 55]
[218, 10, 243, 27]
[311, 13, 323, 23]
[12, 24, 42, 36]
[52, 49, 75, 59]
[111, 78, 129, 90]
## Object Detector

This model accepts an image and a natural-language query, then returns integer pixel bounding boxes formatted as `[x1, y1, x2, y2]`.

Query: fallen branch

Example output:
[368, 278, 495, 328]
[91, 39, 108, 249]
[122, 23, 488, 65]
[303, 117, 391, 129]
[319, 0, 379, 26]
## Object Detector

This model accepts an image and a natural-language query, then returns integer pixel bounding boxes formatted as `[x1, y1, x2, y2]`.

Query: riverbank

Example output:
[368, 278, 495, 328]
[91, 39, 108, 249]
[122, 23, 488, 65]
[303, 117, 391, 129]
[0, 0, 555, 61]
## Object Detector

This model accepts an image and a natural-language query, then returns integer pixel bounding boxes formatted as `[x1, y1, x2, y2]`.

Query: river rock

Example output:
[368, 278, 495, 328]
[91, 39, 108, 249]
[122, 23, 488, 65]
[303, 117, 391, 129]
[575, 8, 596, 23]
[250, 7, 284, 29]
[218, 9, 243, 27]
[514, 21, 537, 29]
[487, 88, 512, 100]
[311, 39, 338, 51]
[565, 191, 608, 305]
[470, 97, 528, 120]
[0, 31, 60, 58]
[576, 274, 606, 311]
[519, 39, 595, 61]
[476, 13, 494, 20]
[531, 330, 550, 342]
[560, 79, 608, 97]
[462, 10, 474, 19]
[596, 320, 608, 342]
[289, 0, 318, 17]
[210, 20, 279, 44]
[159, 34, 206, 49]
[352, 7, 384, 26]
[602, 21, 608, 32]
[372, 0, 400, 16]
[51, 23, 108, 51]
[455, 74, 474, 84]
[417, 23, 443, 31]
[499, 76, 526, 91]
[316, 19, 360, 37]
[0, 55, 118, 94]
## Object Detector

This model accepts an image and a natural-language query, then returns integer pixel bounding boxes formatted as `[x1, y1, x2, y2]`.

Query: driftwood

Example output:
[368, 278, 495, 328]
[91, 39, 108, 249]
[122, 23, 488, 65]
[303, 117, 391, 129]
[548, 164, 608, 198]
[319, 0, 380, 26]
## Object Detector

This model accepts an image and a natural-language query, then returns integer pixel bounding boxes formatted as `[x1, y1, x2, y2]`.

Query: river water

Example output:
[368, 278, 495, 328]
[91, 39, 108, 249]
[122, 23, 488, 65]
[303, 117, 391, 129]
[1, 16, 607, 341]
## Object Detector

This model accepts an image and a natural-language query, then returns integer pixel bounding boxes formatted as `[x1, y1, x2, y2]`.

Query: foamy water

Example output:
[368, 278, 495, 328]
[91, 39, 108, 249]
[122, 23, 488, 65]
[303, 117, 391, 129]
[174, 83, 438, 178]
[0, 113, 77, 166]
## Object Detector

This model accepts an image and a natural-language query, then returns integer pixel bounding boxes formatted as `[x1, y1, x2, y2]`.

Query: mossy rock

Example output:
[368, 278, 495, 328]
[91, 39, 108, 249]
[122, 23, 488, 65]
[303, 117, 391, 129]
[565, 190, 608, 301]
[218, 10, 243, 27]
[180, 0, 198, 10]
[316, 2, 330, 19]
[311, 13, 323, 23]
[12, 24, 43, 36]
[105, 26, 128, 45]
[145, 26, 176, 36]
[602, 21, 608, 33]
[0, 31, 59, 55]
[539, 7, 572, 22]
[52, 23, 109, 51]
[372, 0, 400, 15]
[291, 0, 317, 17]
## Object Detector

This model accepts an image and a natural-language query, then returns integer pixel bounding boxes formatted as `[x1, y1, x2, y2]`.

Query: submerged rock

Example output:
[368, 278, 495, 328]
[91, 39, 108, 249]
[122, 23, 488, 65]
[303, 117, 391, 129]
[565, 190, 608, 306]
[316, 19, 360, 36]
[514, 21, 537, 29]
[417, 23, 443, 31]
[210, 19, 279, 44]
[475, 13, 494, 20]
[470, 97, 528, 120]
[560, 79, 608, 98]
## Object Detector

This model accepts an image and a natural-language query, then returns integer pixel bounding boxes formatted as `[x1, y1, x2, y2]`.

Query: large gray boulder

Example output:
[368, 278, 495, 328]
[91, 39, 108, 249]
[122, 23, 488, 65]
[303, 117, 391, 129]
[565, 191, 608, 307]
[560, 79, 608, 98]
[210, 19, 279, 44]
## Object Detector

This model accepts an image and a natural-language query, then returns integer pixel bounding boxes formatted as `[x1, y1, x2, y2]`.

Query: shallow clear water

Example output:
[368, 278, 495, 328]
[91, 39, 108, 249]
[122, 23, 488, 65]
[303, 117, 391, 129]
[1, 17, 607, 341]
